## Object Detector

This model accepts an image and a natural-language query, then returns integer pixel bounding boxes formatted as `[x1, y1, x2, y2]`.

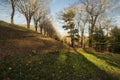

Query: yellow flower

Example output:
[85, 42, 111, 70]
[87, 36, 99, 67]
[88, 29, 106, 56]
[32, 50, 36, 54]
[9, 67, 12, 70]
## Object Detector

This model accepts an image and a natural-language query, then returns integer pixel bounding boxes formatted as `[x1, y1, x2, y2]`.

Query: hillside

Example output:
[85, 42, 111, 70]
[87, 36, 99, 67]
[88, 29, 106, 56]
[0, 21, 67, 59]
[0, 21, 120, 80]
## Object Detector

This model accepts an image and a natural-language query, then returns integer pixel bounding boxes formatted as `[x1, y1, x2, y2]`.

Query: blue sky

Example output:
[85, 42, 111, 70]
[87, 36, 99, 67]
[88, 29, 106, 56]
[0, 0, 78, 36]
[50, 0, 78, 35]
[0, 0, 120, 36]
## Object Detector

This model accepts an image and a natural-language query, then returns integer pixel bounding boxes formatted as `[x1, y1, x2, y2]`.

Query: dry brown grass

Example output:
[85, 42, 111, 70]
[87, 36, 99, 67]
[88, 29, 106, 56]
[0, 21, 67, 59]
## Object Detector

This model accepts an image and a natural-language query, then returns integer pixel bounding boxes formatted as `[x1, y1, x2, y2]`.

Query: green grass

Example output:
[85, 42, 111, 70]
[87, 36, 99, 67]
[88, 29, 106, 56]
[0, 20, 38, 34]
[84, 50, 120, 69]
[0, 50, 116, 80]
[78, 50, 120, 80]
[0, 20, 40, 41]
[0, 20, 120, 80]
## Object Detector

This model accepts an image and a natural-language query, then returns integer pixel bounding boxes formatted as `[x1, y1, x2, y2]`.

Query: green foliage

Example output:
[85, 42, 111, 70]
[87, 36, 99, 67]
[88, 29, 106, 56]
[109, 27, 120, 53]
[61, 9, 79, 47]
[61, 9, 75, 30]
[93, 28, 107, 51]
[61, 9, 75, 22]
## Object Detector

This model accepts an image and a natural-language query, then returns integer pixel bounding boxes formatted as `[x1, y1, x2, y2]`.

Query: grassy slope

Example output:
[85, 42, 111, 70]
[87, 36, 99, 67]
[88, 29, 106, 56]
[78, 50, 120, 79]
[85, 49, 120, 69]
[0, 21, 66, 59]
[0, 50, 115, 80]
[0, 21, 120, 80]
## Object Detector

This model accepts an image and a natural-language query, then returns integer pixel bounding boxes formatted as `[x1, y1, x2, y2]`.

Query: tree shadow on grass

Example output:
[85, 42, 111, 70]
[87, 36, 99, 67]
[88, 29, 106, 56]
[74, 49, 120, 80]
[0, 25, 36, 40]
[0, 50, 117, 80]
[84, 49, 120, 70]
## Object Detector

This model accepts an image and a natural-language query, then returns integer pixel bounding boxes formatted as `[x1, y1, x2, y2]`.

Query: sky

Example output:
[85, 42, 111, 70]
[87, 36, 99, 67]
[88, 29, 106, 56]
[0, 0, 78, 36]
[0, 0, 120, 36]
[50, 0, 78, 36]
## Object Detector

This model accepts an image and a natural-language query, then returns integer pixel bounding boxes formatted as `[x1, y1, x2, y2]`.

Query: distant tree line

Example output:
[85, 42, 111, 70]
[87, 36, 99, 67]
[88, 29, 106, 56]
[0, 0, 59, 39]
[1, 0, 120, 53]
[60, 0, 120, 53]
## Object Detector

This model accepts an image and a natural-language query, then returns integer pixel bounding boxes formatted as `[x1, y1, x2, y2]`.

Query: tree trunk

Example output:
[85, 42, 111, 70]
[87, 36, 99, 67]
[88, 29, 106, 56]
[89, 28, 93, 47]
[40, 27, 42, 34]
[27, 21, 30, 28]
[89, 32, 93, 47]
[89, 25, 95, 48]
[81, 31, 84, 48]
[41, 27, 42, 34]
[26, 16, 31, 29]
[35, 25, 37, 32]
[44, 30, 46, 36]
[35, 22, 38, 32]
[34, 19, 38, 32]
[71, 38, 74, 47]
[11, 0, 15, 24]
[89, 16, 98, 48]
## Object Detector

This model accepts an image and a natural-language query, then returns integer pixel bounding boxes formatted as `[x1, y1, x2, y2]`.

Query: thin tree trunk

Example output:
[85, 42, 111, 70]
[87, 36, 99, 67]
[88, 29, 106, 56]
[35, 25, 37, 32]
[89, 15, 98, 48]
[27, 21, 30, 29]
[89, 26, 92, 47]
[35, 22, 38, 32]
[89, 34, 92, 47]
[34, 19, 38, 32]
[81, 31, 84, 48]
[71, 38, 74, 47]
[40, 26, 42, 34]
[89, 25, 95, 48]
[11, 0, 15, 24]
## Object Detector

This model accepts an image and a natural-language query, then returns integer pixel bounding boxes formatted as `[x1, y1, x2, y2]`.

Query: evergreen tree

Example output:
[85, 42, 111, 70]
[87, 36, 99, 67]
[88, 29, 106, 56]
[61, 9, 79, 47]
[109, 27, 120, 53]
[93, 28, 106, 52]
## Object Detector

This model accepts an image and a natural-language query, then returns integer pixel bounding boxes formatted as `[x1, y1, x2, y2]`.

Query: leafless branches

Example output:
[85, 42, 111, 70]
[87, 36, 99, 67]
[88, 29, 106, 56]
[15, 0, 41, 28]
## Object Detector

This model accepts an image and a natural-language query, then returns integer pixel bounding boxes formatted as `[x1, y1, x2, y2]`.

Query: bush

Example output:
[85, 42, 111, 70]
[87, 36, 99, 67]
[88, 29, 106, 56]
[109, 27, 120, 53]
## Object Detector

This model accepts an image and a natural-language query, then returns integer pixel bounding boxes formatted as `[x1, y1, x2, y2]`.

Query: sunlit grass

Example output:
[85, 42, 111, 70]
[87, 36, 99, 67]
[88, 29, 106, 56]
[0, 50, 114, 80]
[0, 20, 120, 79]
[79, 50, 120, 79]
[0, 20, 40, 34]
[92, 52, 120, 69]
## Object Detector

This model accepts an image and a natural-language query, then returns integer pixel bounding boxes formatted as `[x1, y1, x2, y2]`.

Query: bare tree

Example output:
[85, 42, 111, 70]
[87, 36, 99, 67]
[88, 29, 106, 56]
[79, 0, 110, 47]
[33, 8, 50, 32]
[38, 11, 49, 34]
[74, 5, 88, 48]
[33, 0, 51, 32]
[33, 7, 43, 32]
[0, 0, 15, 24]
[16, 0, 41, 28]
[10, 0, 15, 24]
[97, 13, 113, 37]
[38, 18, 57, 38]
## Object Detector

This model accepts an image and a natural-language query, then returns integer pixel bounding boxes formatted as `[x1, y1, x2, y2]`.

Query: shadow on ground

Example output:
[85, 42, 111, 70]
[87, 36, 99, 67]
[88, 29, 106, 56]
[0, 21, 67, 59]
[0, 50, 116, 80]
[73, 48, 120, 80]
